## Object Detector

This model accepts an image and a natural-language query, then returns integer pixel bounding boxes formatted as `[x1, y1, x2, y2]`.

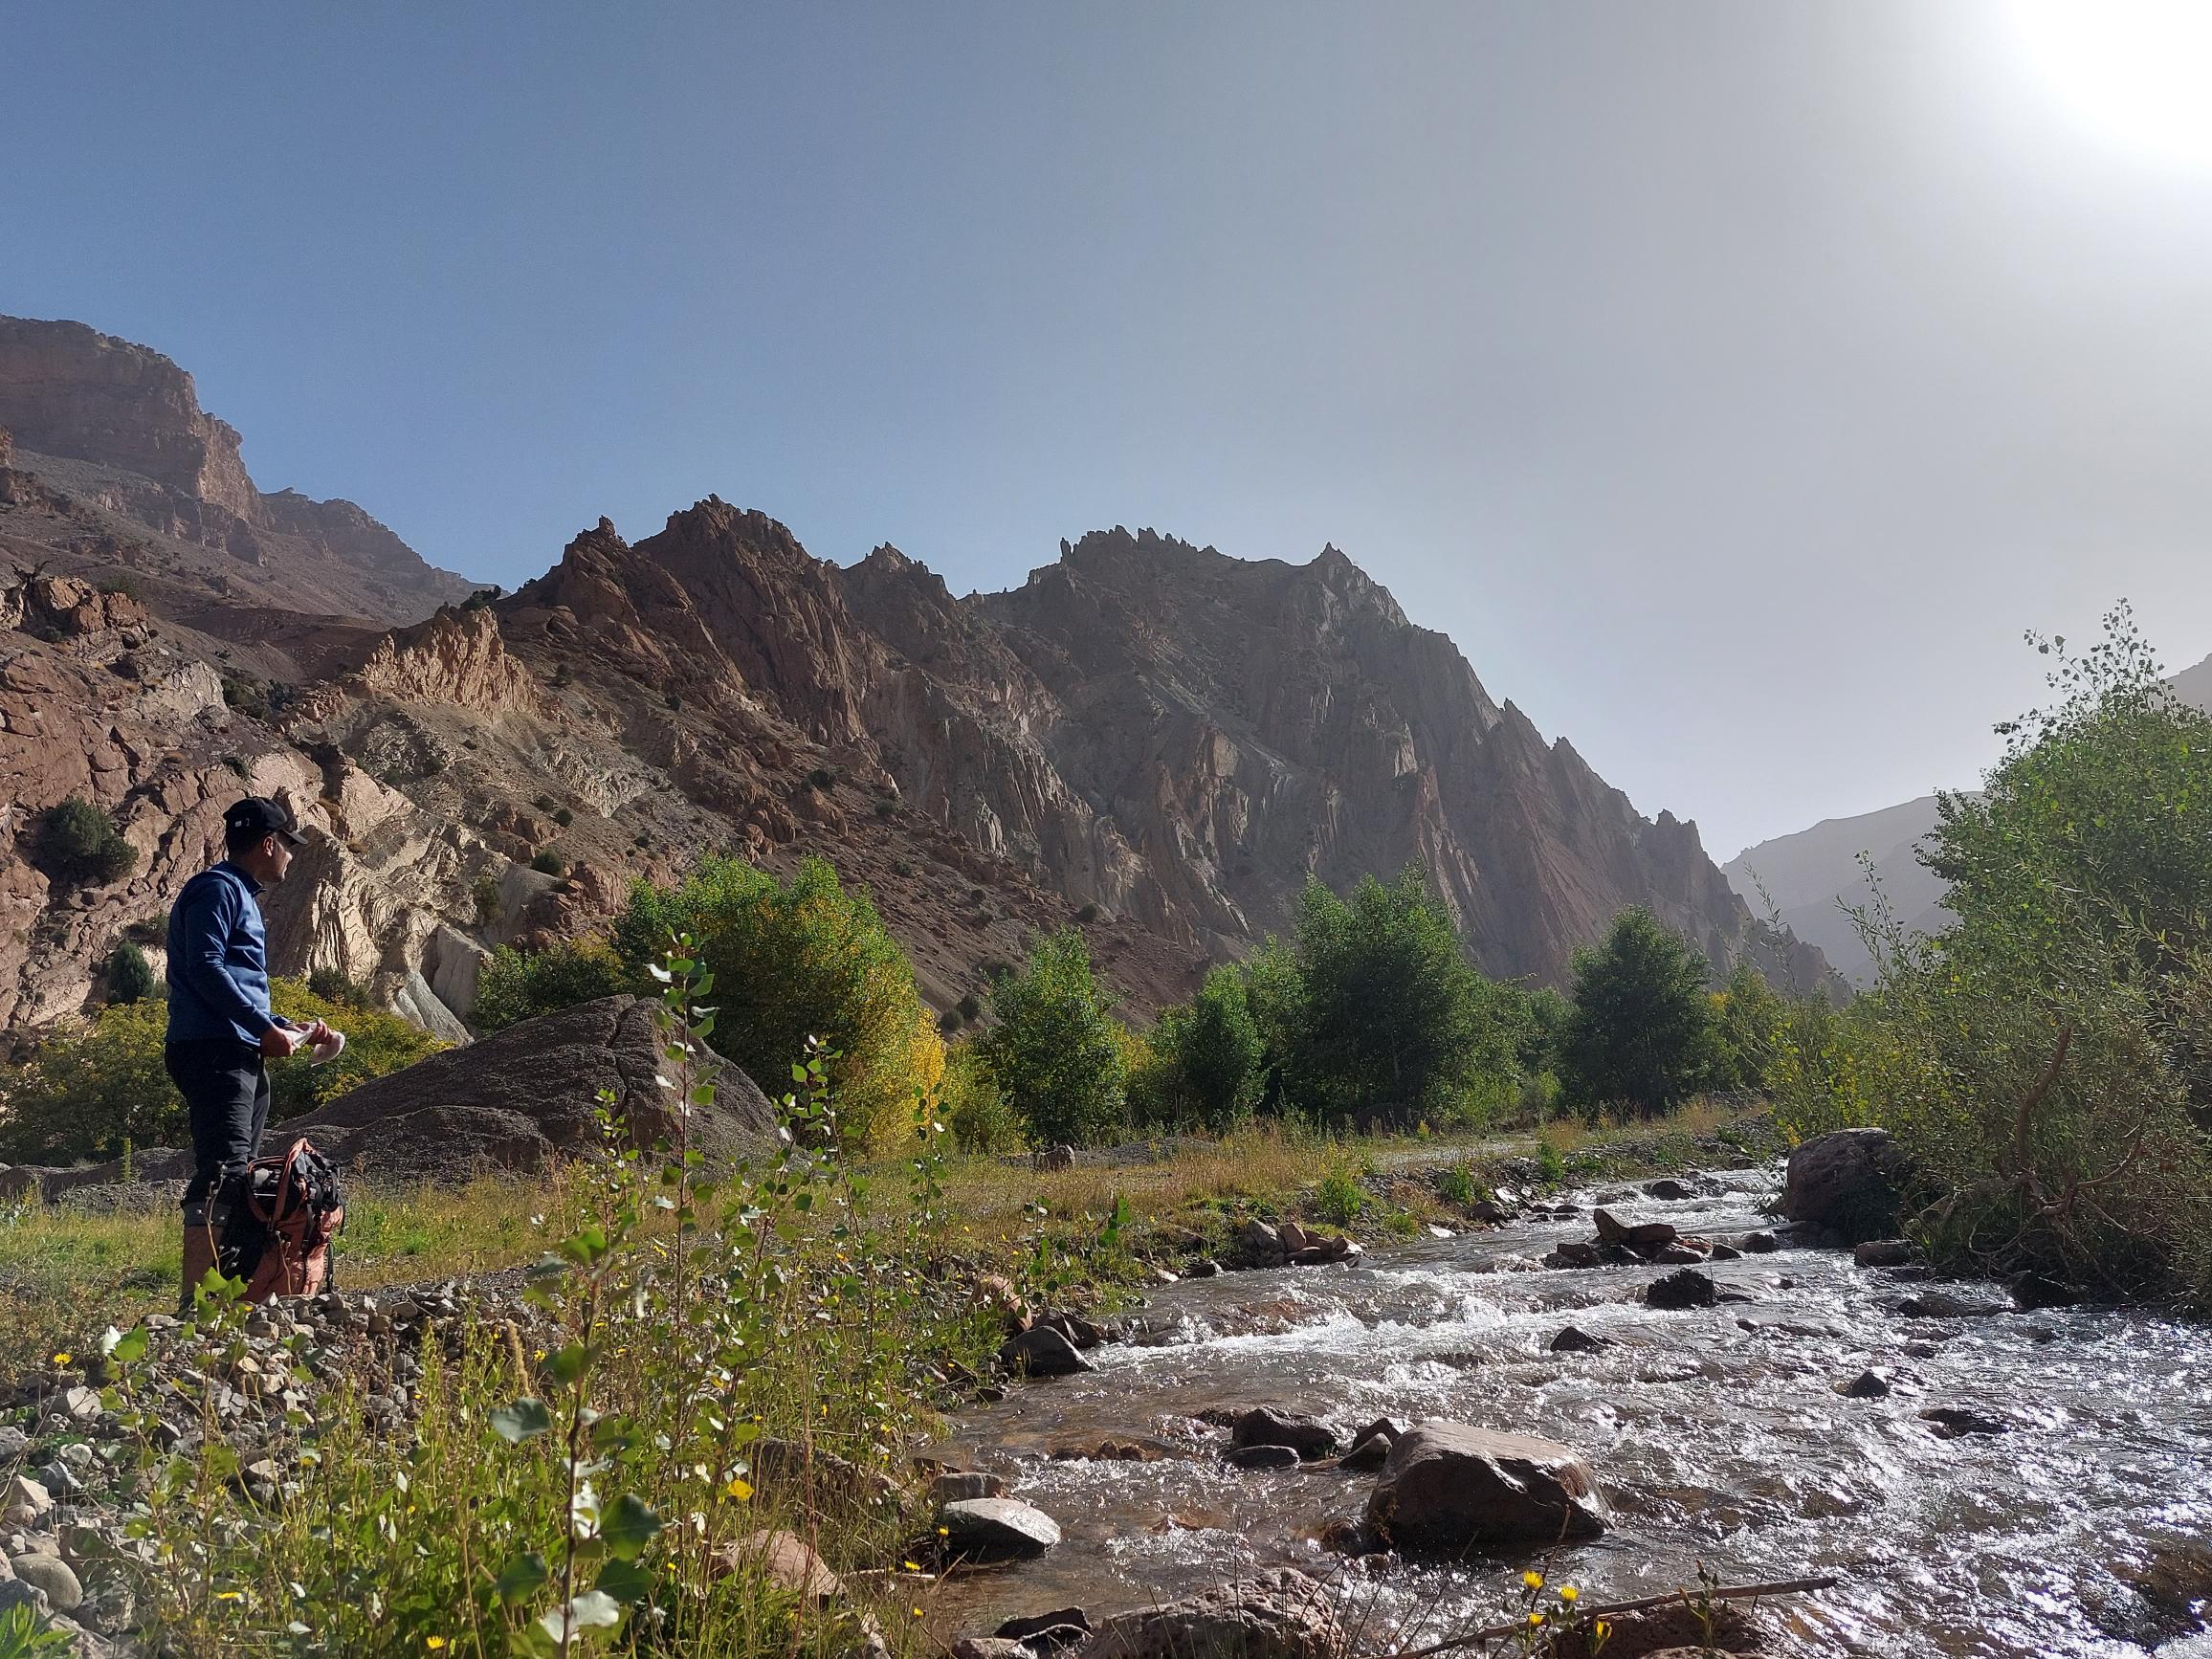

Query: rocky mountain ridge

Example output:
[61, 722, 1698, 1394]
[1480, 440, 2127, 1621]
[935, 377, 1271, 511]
[0, 315, 477, 626]
[0, 321, 1834, 1041]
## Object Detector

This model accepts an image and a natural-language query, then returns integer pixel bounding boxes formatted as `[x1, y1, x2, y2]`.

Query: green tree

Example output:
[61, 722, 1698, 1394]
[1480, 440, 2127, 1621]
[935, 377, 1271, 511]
[472, 939, 630, 1033]
[1774, 606, 2212, 1306]
[976, 929, 1126, 1146]
[1149, 964, 1265, 1129]
[1291, 867, 1518, 1127]
[1558, 907, 1720, 1117]
[105, 940, 157, 1006]
[1713, 961, 1789, 1092]
[614, 855, 938, 1148]
[38, 797, 137, 885]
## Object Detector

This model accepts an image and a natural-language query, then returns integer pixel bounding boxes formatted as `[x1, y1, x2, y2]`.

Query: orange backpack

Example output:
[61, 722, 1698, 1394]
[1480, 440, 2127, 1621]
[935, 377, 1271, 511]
[220, 1138, 346, 1301]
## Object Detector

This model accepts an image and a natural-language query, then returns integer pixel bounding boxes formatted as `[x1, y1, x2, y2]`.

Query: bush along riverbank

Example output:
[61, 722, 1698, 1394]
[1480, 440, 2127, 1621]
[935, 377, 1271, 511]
[0, 963, 1794, 1656]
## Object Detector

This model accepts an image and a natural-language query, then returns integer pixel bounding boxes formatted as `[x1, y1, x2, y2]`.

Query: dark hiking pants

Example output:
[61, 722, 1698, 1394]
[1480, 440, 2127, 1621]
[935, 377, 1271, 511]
[165, 1038, 270, 1224]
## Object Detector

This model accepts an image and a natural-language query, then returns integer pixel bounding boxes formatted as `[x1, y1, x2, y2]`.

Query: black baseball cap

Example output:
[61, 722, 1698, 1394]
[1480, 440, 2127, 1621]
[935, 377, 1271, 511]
[224, 797, 305, 847]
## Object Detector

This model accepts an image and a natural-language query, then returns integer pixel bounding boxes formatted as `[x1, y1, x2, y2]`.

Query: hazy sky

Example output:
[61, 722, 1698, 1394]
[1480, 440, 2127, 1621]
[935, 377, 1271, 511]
[8, 3, 2211, 858]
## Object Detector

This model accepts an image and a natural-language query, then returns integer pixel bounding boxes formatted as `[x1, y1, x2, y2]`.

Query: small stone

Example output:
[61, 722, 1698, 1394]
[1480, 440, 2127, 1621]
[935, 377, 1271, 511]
[1854, 1239, 1914, 1269]
[0, 1477, 53, 1529]
[1920, 1406, 2009, 1439]
[1645, 1269, 1717, 1310]
[1837, 1370, 1891, 1399]
[997, 1608, 1092, 1647]
[713, 1529, 843, 1602]
[1224, 1444, 1301, 1471]
[1708, 1242, 1743, 1261]
[1549, 1326, 1611, 1353]
[1336, 1435, 1391, 1472]
[1737, 1231, 1781, 1253]
[1229, 1406, 1337, 1460]
[7, 1553, 81, 1614]
[1184, 1259, 1221, 1278]
[1644, 1178, 1694, 1200]
[60, 1388, 100, 1422]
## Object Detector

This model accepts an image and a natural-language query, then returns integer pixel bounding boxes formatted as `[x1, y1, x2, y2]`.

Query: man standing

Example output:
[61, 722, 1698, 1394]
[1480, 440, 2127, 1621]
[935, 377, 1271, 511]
[165, 797, 336, 1307]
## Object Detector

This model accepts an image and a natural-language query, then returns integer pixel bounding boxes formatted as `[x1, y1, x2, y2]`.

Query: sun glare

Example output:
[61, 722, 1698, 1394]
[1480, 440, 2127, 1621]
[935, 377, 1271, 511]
[2009, 0, 2212, 167]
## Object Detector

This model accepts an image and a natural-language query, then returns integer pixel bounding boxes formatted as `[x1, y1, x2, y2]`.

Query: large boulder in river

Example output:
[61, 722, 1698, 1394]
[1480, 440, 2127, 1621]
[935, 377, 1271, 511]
[1365, 1422, 1606, 1551]
[1087, 1568, 1346, 1659]
[1781, 1127, 1911, 1244]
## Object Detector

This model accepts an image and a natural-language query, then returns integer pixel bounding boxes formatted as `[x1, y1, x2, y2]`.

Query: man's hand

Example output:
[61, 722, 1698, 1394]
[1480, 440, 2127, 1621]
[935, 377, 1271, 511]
[259, 1024, 301, 1060]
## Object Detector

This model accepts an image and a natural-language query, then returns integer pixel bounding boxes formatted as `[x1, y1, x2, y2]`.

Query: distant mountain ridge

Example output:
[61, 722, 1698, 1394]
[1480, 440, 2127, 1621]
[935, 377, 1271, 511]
[1725, 659, 2212, 984]
[0, 314, 477, 624]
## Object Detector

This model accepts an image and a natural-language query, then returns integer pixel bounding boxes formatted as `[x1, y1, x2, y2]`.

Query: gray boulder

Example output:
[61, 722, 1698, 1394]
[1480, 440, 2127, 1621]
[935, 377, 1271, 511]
[1087, 1569, 1347, 1659]
[7, 1554, 79, 1614]
[1365, 1422, 1607, 1551]
[1001, 1327, 1094, 1378]
[1782, 1127, 1912, 1244]
[940, 1497, 1061, 1559]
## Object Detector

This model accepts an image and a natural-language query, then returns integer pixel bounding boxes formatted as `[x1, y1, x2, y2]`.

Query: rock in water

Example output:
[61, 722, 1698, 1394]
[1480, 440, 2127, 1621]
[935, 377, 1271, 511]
[1229, 1407, 1338, 1461]
[1920, 1407, 2009, 1439]
[1224, 1444, 1301, 1471]
[1549, 1326, 1611, 1353]
[1001, 1326, 1094, 1378]
[1782, 1127, 1911, 1244]
[940, 1497, 1062, 1558]
[1336, 1435, 1392, 1472]
[1087, 1568, 1347, 1659]
[997, 1608, 1093, 1646]
[1837, 1369, 1891, 1399]
[1365, 1422, 1607, 1550]
[1645, 1268, 1717, 1310]
[1853, 1238, 1914, 1268]
[930, 1470, 1007, 1504]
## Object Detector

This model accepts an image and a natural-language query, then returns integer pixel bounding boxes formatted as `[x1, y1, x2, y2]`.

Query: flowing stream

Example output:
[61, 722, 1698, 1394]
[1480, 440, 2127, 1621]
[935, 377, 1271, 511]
[925, 1167, 2212, 1657]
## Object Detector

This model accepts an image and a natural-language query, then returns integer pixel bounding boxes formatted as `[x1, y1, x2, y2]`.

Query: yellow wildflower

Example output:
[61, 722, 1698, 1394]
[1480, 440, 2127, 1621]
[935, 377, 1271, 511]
[52, 1352, 71, 1365]
[1526, 1612, 1542, 1627]
[1559, 1585, 1578, 1603]
[428, 1642, 449, 1652]
[1521, 1571, 1544, 1589]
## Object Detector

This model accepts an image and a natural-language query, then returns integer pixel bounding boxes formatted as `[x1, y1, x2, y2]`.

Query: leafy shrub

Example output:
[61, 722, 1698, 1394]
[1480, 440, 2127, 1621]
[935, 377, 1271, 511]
[0, 981, 444, 1161]
[471, 940, 631, 1033]
[614, 854, 940, 1149]
[1713, 961, 1789, 1092]
[942, 1043, 1021, 1153]
[305, 966, 371, 1008]
[1776, 608, 2212, 1308]
[976, 929, 1127, 1146]
[529, 849, 567, 877]
[1314, 1160, 1367, 1227]
[104, 940, 157, 1006]
[125, 909, 169, 945]
[1558, 907, 1722, 1117]
[37, 797, 137, 885]
[955, 992, 982, 1023]
[1076, 902, 1100, 924]
[472, 871, 502, 925]
[552, 807, 574, 827]
[807, 767, 835, 791]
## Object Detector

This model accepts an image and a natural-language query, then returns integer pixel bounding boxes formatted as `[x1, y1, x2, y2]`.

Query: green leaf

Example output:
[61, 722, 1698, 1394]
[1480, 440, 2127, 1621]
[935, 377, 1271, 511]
[594, 1556, 654, 1604]
[489, 1398, 554, 1443]
[495, 1551, 551, 1603]
[546, 1343, 593, 1386]
[600, 1493, 664, 1562]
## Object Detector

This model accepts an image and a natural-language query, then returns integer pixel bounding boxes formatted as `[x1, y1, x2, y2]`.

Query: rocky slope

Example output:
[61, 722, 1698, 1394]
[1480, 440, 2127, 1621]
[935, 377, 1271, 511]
[0, 316, 476, 626]
[0, 320, 1834, 1043]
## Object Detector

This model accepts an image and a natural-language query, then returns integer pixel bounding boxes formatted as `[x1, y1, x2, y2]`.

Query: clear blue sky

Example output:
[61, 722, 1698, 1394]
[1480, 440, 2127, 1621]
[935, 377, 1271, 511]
[9, 3, 2212, 858]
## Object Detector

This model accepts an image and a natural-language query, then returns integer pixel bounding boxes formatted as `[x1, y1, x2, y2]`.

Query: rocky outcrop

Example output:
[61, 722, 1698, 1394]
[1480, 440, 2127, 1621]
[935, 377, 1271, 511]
[1782, 1127, 1911, 1244]
[1364, 1421, 1608, 1550]
[0, 314, 476, 624]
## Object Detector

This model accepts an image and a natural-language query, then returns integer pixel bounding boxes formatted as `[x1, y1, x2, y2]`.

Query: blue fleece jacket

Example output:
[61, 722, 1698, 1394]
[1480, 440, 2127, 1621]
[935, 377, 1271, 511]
[166, 861, 279, 1044]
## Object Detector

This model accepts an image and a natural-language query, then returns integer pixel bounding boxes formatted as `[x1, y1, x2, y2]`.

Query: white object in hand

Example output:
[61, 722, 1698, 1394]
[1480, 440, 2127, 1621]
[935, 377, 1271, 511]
[306, 1029, 346, 1065]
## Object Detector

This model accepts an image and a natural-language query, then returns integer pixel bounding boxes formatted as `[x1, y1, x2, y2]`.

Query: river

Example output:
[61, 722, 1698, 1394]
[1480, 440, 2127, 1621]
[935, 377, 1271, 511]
[925, 1166, 2212, 1657]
